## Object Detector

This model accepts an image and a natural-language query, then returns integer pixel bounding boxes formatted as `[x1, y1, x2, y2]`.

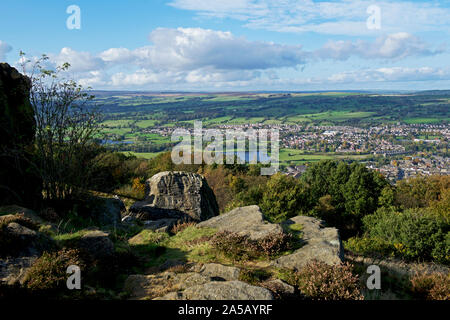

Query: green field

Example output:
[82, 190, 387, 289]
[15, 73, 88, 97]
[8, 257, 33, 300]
[279, 149, 371, 164]
[94, 91, 449, 162]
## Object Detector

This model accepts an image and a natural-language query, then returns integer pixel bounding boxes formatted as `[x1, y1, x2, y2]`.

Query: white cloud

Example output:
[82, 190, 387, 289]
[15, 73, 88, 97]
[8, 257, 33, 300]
[0, 41, 12, 61]
[327, 67, 450, 83]
[316, 32, 441, 60]
[17, 27, 447, 90]
[100, 27, 307, 71]
[50, 47, 104, 72]
[169, 0, 450, 35]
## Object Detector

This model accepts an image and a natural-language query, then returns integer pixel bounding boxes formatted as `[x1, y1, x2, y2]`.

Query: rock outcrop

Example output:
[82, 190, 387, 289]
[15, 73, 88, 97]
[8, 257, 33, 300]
[77, 230, 115, 260]
[0, 213, 55, 285]
[124, 263, 273, 300]
[198, 205, 283, 240]
[94, 197, 124, 227]
[129, 171, 219, 222]
[156, 280, 274, 300]
[271, 215, 344, 270]
[193, 263, 241, 281]
[0, 63, 41, 207]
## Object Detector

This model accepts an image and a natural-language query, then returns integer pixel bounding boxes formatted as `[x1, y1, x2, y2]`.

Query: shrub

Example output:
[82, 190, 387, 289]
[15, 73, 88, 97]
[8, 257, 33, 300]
[171, 221, 197, 234]
[131, 177, 146, 198]
[410, 272, 450, 300]
[23, 248, 85, 291]
[210, 231, 258, 261]
[293, 260, 363, 300]
[210, 231, 293, 261]
[344, 236, 396, 257]
[362, 208, 449, 263]
[260, 173, 307, 222]
[258, 232, 294, 257]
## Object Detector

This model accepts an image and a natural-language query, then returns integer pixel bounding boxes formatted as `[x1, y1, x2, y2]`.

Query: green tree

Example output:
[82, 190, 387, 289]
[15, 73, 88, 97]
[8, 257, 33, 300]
[260, 173, 307, 222]
[20, 53, 100, 201]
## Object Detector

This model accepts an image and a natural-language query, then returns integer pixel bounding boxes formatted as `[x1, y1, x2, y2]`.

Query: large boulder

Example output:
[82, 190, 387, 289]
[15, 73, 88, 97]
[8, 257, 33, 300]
[124, 271, 212, 300]
[271, 216, 344, 271]
[0, 214, 55, 258]
[155, 280, 274, 300]
[0, 256, 38, 285]
[77, 230, 115, 260]
[129, 171, 219, 222]
[197, 205, 283, 240]
[94, 197, 124, 227]
[0, 213, 55, 285]
[0, 205, 48, 226]
[0, 63, 41, 207]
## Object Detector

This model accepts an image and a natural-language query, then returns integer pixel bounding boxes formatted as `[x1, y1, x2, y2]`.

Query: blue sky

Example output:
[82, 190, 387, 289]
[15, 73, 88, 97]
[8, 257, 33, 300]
[1, 0, 450, 91]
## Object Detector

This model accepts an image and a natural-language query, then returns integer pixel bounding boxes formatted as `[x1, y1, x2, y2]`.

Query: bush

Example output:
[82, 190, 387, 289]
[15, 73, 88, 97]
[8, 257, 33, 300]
[260, 173, 307, 223]
[293, 260, 363, 300]
[210, 231, 258, 260]
[210, 231, 293, 261]
[23, 248, 85, 291]
[344, 237, 396, 257]
[258, 232, 294, 257]
[362, 208, 449, 263]
[410, 272, 450, 300]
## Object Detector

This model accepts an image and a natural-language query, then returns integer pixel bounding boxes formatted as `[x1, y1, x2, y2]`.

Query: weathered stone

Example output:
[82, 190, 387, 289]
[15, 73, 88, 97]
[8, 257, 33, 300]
[77, 230, 114, 260]
[124, 272, 211, 300]
[143, 218, 178, 232]
[0, 256, 38, 285]
[95, 197, 123, 227]
[129, 171, 219, 222]
[271, 216, 344, 271]
[155, 280, 274, 300]
[5, 222, 37, 241]
[261, 279, 295, 298]
[0, 206, 45, 225]
[0, 215, 55, 258]
[196, 263, 241, 281]
[198, 205, 283, 240]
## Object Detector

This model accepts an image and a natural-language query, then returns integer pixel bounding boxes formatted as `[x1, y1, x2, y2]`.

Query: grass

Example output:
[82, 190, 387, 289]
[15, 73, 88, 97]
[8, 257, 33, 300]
[404, 118, 447, 124]
[128, 226, 218, 267]
[279, 149, 371, 164]
[120, 151, 162, 159]
[135, 120, 157, 128]
[53, 230, 90, 246]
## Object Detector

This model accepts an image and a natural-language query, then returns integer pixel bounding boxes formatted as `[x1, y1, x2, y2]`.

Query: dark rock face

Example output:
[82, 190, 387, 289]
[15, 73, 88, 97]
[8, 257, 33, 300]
[95, 197, 124, 227]
[0, 63, 40, 206]
[77, 230, 115, 260]
[130, 171, 219, 222]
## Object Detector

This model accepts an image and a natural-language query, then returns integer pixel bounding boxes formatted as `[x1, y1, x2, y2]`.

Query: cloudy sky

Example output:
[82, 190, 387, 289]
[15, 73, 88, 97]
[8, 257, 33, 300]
[1, 0, 450, 91]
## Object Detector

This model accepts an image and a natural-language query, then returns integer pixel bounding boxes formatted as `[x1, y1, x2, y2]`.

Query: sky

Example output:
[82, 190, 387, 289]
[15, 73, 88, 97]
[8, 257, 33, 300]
[1, 0, 450, 91]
